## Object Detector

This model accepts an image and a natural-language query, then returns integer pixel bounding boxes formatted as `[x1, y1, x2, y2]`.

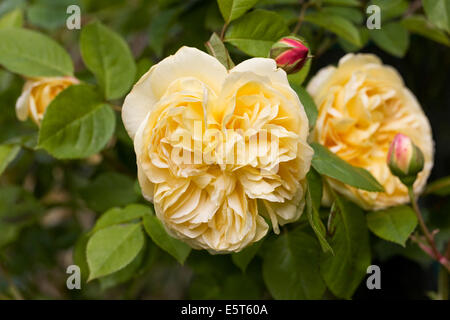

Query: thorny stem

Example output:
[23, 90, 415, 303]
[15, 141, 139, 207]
[408, 187, 450, 273]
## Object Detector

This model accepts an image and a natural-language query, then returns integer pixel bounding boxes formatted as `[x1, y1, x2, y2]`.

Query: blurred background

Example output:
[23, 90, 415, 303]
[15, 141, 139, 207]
[0, 0, 449, 299]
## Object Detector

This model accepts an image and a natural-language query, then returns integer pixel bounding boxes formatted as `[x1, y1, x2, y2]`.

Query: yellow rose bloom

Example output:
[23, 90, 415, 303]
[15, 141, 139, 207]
[122, 47, 313, 252]
[307, 54, 434, 210]
[16, 76, 79, 125]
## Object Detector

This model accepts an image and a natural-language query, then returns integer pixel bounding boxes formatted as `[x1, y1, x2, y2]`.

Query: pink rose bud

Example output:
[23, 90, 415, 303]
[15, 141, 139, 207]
[269, 36, 310, 74]
[387, 133, 425, 186]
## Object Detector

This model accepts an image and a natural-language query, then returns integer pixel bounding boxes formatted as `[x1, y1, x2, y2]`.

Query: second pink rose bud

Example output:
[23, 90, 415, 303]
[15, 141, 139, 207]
[269, 36, 310, 74]
[387, 133, 425, 187]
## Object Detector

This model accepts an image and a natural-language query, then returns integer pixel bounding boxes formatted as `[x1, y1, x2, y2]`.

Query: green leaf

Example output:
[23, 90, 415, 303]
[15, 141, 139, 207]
[99, 248, 145, 290]
[287, 58, 311, 86]
[369, 0, 408, 22]
[38, 84, 116, 159]
[340, 27, 369, 52]
[262, 230, 326, 299]
[0, 0, 26, 17]
[322, 7, 364, 24]
[311, 143, 385, 192]
[27, 0, 79, 30]
[225, 9, 289, 57]
[423, 0, 450, 33]
[73, 233, 90, 282]
[143, 213, 191, 264]
[0, 144, 20, 176]
[205, 32, 235, 69]
[80, 173, 140, 213]
[321, 0, 360, 6]
[426, 176, 450, 196]
[320, 195, 371, 299]
[0, 28, 73, 77]
[231, 239, 263, 272]
[306, 169, 333, 253]
[0, 8, 23, 28]
[80, 21, 136, 100]
[289, 84, 317, 129]
[402, 15, 450, 46]
[93, 204, 150, 232]
[304, 12, 361, 47]
[218, 0, 260, 23]
[369, 22, 409, 57]
[86, 223, 145, 280]
[367, 205, 417, 246]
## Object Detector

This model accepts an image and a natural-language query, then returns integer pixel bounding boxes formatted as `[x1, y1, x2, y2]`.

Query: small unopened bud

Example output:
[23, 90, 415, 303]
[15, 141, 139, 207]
[269, 36, 310, 74]
[387, 133, 424, 187]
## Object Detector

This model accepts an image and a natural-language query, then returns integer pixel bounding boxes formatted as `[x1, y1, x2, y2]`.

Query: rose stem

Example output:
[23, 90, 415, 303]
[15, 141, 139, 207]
[408, 186, 450, 273]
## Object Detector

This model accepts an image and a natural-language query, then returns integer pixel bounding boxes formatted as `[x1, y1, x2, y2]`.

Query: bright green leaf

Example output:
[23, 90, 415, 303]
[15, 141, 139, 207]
[80, 173, 139, 213]
[0, 8, 23, 28]
[402, 15, 450, 46]
[423, 0, 450, 33]
[218, 0, 260, 23]
[304, 12, 361, 47]
[320, 195, 371, 299]
[311, 143, 385, 192]
[99, 248, 145, 290]
[143, 213, 191, 264]
[0, 28, 73, 77]
[232, 239, 263, 272]
[0, 144, 20, 176]
[80, 21, 136, 100]
[93, 204, 150, 232]
[262, 230, 326, 299]
[38, 84, 116, 159]
[87, 223, 145, 280]
[367, 205, 417, 246]
[369, 22, 409, 57]
[205, 32, 235, 69]
[225, 9, 289, 57]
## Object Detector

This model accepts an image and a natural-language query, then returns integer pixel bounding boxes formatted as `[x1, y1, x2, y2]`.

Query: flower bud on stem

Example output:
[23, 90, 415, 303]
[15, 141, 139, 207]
[387, 134, 449, 272]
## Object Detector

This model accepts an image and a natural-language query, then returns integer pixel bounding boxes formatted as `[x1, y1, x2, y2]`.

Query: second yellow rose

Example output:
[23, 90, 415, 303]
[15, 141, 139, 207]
[307, 54, 434, 210]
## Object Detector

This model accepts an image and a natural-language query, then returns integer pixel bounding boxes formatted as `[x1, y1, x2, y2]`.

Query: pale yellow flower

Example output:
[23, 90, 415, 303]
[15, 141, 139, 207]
[307, 54, 434, 210]
[16, 76, 79, 125]
[122, 47, 313, 252]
